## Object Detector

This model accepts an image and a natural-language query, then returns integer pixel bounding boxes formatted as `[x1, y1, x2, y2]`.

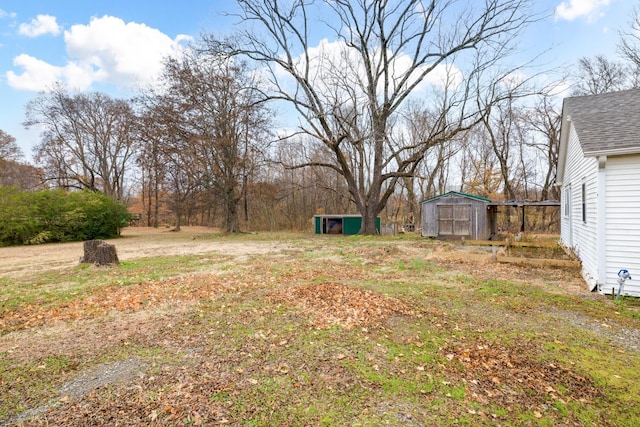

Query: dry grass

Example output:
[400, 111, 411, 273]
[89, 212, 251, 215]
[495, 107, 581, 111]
[0, 228, 639, 426]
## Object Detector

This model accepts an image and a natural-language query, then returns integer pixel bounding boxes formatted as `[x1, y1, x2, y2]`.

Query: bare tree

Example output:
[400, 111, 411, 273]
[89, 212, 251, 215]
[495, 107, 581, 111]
[619, 3, 640, 87]
[572, 55, 629, 95]
[479, 93, 527, 200]
[0, 130, 43, 189]
[395, 102, 463, 223]
[25, 86, 138, 201]
[524, 94, 561, 201]
[0, 130, 22, 163]
[138, 46, 271, 233]
[163, 135, 202, 232]
[229, 0, 539, 234]
[136, 89, 203, 232]
[136, 111, 166, 227]
[274, 138, 354, 229]
[459, 126, 503, 198]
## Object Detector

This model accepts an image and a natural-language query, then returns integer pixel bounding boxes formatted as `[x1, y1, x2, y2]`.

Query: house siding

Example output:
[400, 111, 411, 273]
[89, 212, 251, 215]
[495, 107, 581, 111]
[605, 155, 640, 296]
[560, 123, 599, 289]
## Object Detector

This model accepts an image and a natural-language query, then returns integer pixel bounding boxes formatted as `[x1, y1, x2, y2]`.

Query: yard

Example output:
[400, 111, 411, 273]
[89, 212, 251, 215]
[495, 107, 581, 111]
[0, 227, 638, 426]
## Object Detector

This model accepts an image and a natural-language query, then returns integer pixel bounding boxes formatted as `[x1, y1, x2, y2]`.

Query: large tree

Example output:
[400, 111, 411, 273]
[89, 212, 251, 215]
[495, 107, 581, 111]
[139, 48, 271, 232]
[0, 129, 42, 189]
[25, 86, 138, 201]
[229, 0, 538, 234]
[0, 129, 22, 163]
[524, 94, 561, 201]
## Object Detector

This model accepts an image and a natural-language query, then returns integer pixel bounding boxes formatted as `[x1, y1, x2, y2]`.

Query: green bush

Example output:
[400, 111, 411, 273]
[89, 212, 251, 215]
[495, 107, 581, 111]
[0, 187, 131, 246]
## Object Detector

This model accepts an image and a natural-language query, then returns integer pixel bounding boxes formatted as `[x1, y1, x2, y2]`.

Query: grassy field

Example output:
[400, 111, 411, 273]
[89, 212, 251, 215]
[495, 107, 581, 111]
[1, 229, 639, 426]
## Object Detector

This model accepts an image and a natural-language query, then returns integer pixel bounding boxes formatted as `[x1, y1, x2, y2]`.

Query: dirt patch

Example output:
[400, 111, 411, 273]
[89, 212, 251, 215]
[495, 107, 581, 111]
[6, 358, 147, 426]
[0, 227, 291, 279]
[0, 307, 189, 363]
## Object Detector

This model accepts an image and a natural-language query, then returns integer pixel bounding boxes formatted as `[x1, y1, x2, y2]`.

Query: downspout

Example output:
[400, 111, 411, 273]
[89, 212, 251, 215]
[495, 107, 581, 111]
[596, 155, 607, 292]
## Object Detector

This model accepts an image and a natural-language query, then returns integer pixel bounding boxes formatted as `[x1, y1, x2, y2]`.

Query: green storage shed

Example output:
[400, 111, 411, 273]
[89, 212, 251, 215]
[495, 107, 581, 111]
[314, 214, 380, 235]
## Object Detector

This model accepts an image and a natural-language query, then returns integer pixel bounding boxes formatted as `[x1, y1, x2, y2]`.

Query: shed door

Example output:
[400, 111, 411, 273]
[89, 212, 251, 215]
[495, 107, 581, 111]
[438, 205, 471, 236]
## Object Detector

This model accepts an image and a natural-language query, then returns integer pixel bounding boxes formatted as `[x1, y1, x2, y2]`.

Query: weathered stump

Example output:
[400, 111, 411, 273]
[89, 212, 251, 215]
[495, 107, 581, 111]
[80, 240, 119, 266]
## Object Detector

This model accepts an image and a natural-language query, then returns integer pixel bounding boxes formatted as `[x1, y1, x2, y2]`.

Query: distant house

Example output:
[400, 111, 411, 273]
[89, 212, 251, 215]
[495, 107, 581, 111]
[420, 191, 493, 240]
[557, 89, 640, 297]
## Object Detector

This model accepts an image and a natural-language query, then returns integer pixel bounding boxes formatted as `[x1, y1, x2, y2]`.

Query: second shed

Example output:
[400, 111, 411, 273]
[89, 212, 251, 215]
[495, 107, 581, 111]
[420, 191, 493, 240]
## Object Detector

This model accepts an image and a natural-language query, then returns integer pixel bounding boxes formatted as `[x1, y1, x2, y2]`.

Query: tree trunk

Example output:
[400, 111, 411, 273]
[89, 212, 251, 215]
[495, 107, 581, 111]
[225, 187, 240, 233]
[361, 205, 380, 235]
[174, 207, 182, 232]
[80, 240, 119, 266]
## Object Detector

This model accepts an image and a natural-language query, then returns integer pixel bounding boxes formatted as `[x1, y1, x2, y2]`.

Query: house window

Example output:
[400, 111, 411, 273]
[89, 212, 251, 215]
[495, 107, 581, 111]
[564, 187, 570, 218]
[581, 183, 586, 223]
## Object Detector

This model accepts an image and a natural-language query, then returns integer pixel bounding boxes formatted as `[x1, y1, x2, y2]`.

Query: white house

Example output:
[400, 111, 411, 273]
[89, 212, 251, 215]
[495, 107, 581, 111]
[557, 89, 640, 297]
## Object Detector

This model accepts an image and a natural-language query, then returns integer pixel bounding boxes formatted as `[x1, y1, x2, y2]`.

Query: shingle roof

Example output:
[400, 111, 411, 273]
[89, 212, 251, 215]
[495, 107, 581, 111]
[563, 88, 640, 155]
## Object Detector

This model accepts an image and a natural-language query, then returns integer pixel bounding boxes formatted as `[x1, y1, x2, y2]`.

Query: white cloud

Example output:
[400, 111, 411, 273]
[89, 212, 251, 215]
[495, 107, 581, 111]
[6, 54, 104, 92]
[6, 54, 62, 91]
[6, 15, 191, 92]
[64, 15, 190, 86]
[555, 0, 611, 22]
[18, 14, 60, 37]
[277, 38, 462, 103]
[0, 9, 17, 19]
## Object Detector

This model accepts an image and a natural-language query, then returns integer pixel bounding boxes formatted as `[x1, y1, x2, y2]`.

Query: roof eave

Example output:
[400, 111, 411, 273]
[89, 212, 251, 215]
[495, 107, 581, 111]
[555, 108, 571, 187]
[583, 147, 640, 157]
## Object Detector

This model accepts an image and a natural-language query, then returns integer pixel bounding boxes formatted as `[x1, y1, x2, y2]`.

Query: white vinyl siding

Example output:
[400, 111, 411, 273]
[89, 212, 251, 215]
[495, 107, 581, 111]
[560, 123, 599, 289]
[605, 155, 640, 296]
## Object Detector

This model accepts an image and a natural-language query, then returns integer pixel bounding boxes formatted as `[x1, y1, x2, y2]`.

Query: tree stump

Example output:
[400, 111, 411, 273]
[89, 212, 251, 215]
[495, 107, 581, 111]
[80, 240, 119, 266]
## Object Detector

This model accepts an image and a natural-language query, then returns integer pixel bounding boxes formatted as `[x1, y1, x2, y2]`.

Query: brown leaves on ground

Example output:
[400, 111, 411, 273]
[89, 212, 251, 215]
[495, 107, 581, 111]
[0, 274, 248, 333]
[0, 234, 625, 426]
[23, 361, 235, 427]
[441, 337, 601, 409]
[268, 281, 414, 330]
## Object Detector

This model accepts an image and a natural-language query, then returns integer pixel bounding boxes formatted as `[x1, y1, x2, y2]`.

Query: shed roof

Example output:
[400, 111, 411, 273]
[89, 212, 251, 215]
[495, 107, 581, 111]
[562, 88, 640, 156]
[419, 190, 491, 204]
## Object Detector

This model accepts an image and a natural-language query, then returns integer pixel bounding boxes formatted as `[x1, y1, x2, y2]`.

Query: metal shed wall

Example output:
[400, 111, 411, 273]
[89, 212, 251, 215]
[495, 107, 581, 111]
[313, 215, 380, 235]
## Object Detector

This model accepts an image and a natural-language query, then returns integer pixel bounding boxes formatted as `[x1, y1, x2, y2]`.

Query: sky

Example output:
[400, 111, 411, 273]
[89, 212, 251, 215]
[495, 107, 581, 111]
[0, 0, 635, 161]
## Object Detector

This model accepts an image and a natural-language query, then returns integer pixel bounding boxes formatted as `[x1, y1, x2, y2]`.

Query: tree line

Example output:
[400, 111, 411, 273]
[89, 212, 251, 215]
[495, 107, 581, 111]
[3, 0, 640, 235]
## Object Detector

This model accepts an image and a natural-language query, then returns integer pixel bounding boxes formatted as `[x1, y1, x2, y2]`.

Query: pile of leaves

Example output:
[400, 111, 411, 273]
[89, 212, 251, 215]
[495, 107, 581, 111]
[441, 337, 602, 411]
[268, 281, 415, 330]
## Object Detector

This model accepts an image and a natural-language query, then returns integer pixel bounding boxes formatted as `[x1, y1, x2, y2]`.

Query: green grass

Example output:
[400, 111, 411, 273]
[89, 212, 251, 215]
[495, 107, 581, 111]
[0, 253, 231, 315]
[1, 232, 639, 426]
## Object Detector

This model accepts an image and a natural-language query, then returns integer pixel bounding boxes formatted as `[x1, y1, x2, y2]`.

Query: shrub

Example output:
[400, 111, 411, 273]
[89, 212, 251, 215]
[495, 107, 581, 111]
[0, 187, 131, 246]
